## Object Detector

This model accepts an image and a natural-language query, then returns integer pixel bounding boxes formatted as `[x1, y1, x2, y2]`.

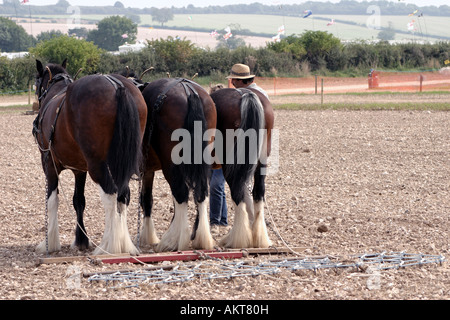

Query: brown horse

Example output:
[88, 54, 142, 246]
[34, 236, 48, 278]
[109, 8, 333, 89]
[33, 59, 147, 255]
[138, 78, 217, 252]
[210, 87, 274, 248]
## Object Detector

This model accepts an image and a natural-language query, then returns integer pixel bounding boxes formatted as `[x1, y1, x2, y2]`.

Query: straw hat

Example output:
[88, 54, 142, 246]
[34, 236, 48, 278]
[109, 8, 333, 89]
[226, 64, 255, 79]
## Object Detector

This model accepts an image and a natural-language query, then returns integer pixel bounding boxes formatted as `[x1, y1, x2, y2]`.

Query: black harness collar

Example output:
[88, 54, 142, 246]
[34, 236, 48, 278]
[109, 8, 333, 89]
[33, 73, 73, 152]
[38, 73, 73, 104]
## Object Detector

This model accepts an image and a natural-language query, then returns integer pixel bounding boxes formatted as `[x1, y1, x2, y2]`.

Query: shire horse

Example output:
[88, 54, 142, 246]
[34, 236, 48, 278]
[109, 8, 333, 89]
[138, 77, 217, 252]
[210, 87, 274, 248]
[33, 59, 147, 255]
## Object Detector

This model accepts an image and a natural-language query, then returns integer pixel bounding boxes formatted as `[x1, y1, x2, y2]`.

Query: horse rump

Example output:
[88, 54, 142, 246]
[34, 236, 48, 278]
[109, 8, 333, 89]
[223, 90, 265, 202]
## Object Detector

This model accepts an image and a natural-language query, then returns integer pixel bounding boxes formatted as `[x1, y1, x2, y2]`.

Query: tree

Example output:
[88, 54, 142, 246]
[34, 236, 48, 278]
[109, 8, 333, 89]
[29, 35, 103, 76]
[146, 37, 198, 74]
[0, 17, 35, 52]
[151, 8, 174, 26]
[378, 22, 396, 41]
[36, 30, 64, 43]
[55, 0, 70, 7]
[215, 24, 247, 50]
[87, 16, 137, 51]
[216, 36, 246, 50]
[114, 1, 125, 8]
[267, 35, 307, 60]
[68, 27, 89, 39]
[298, 31, 342, 70]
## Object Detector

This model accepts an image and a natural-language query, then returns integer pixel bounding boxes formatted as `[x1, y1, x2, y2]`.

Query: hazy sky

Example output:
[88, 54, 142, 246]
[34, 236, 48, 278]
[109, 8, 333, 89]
[7, 0, 450, 9]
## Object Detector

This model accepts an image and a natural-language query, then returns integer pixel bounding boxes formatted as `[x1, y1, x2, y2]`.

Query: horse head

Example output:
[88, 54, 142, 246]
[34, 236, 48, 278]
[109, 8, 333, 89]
[209, 83, 225, 94]
[119, 66, 154, 92]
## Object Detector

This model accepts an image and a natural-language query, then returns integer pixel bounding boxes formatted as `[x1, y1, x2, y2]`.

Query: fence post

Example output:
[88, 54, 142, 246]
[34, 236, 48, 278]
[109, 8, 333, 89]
[321, 78, 324, 105]
[315, 75, 318, 94]
[274, 77, 277, 96]
[419, 74, 423, 92]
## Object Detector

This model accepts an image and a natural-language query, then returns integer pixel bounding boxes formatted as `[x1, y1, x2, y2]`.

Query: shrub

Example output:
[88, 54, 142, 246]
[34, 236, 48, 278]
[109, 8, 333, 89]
[0, 55, 35, 91]
[29, 35, 103, 76]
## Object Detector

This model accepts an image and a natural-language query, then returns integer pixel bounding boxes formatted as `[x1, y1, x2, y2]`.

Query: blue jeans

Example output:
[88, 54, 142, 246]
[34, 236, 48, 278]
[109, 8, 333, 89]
[209, 169, 228, 226]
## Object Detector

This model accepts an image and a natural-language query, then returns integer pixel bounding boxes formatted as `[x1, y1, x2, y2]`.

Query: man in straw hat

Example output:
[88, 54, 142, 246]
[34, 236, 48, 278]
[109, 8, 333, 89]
[227, 63, 269, 99]
[210, 63, 269, 231]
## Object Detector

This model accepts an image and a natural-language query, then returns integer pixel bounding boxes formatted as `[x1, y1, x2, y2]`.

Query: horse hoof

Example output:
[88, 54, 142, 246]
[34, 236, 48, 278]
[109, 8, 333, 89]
[35, 240, 61, 254]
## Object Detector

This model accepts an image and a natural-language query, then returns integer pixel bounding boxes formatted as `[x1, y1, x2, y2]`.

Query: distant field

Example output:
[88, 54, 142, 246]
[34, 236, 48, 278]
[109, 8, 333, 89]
[16, 13, 449, 42]
[156, 14, 449, 42]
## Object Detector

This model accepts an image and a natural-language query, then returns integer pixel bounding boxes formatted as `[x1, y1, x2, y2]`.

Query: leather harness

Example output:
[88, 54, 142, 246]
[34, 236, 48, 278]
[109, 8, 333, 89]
[32, 74, 125, 153]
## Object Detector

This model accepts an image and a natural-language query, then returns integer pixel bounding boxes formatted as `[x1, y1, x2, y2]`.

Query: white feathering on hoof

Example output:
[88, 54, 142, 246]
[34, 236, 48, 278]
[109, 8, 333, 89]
[139, 216, 160, 246]
[220, 201, 253, 248]
[252, 200, 271, 248]
[93, 187, 139, 255]
[156, 199, 190, 252]
[192, 198, 215, 250]
[36, 190, 60, 253]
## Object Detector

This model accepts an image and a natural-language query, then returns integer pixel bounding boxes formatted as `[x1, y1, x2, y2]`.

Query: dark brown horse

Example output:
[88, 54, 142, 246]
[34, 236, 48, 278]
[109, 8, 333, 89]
[210, 87, 274, 248]
[33, 59, 147, 255]
[138, 78, 217, 252]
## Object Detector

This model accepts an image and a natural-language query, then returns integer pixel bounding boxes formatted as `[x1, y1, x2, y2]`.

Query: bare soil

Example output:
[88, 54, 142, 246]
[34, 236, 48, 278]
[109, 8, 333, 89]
[0, 91, 448, 302]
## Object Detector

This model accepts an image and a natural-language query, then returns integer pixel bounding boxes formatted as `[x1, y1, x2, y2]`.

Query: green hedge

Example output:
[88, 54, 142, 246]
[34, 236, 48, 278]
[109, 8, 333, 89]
[2, 35, 449, 93]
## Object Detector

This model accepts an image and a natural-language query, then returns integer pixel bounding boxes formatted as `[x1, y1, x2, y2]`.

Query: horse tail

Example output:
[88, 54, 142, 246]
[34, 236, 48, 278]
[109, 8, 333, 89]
[178, 89, 209, 202]
[107, 85, 142, 195]
[224, 90, 265, 193]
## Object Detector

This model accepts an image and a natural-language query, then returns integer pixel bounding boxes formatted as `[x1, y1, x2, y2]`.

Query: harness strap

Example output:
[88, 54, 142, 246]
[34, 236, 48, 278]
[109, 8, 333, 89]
[103, 74, 124, 90]
[33, 85, 69, 152]
[153, 78, 199, 112]
[153, 78, 182, 112]
[235, 88, 253, 97]
[48, 95, 67, 146]
[38, 74, 73, 103]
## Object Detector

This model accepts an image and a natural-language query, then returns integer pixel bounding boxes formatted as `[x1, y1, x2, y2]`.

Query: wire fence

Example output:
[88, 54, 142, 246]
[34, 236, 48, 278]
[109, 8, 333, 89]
[87, 251, 445, 289]
[0, 89, 29, 95]
[251, 70, 450, 95]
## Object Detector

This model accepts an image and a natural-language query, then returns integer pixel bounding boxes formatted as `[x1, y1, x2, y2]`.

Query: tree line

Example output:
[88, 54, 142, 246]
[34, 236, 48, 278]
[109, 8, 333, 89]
[2, 28, 449, 93]
[0, 15, 136, 52]
[1, 0, 449, 17]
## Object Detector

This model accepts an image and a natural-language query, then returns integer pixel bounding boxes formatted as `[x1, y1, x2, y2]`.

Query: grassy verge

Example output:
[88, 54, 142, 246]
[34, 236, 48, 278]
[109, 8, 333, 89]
[337, 91, 450, 96]
[273, 102, 450, 111]
[0, 105, 33, 114]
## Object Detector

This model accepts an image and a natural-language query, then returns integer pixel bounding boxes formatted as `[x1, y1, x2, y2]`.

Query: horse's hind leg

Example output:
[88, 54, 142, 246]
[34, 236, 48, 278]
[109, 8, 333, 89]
[191, 179, 214, 250]
[91, 163, 139, 255]
[139, 170, 159, 246]
[93, 185, 139, 255]
[251, 163, 271, 248]
[71, 171, 90, 251]
[36, 160, 61, 254]
[219, 179, 253, 249]
[156, 173, 191, 252]
[116, 185, 140, 254]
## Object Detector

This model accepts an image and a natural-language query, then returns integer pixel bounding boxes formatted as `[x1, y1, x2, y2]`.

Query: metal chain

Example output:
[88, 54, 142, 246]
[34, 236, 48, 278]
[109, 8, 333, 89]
[43, 151, 49, 257]
[88, 251, 445, 289]
[136, 176, 142, 249]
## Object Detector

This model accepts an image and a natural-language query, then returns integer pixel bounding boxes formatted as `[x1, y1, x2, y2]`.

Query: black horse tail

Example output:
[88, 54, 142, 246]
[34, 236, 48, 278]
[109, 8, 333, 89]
[178, 90, 209, 203]
[223, 90, 265, 200]
[106, 86, 142, 195]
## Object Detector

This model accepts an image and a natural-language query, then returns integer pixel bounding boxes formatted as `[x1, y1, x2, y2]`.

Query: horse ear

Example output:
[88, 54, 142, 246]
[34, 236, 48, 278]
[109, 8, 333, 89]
[61, 58, 67, 69]
[36, 60, 44, 76]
